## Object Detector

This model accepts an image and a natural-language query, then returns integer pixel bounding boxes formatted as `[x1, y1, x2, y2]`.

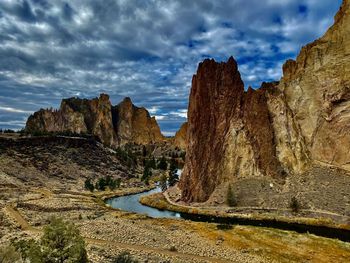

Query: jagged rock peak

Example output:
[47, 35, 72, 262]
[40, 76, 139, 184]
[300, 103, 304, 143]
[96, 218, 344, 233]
[179, 0, 350, 204]
[26, 94, 165, 147]
[173, 122, 187, 149]
[179, 56, 246, 202]
[113, 97, 165, 145]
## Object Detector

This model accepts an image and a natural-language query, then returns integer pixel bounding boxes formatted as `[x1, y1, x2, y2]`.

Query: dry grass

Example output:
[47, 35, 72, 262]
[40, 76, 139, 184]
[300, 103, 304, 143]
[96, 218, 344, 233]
[154, 217, 350, 263]
[140, 192, 350, 230]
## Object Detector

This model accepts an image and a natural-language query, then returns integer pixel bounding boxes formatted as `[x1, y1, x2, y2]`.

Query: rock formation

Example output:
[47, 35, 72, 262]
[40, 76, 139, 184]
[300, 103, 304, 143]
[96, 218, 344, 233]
[26, 94, 165, 147]
[112, 97, 165, 145]
[180, 0, 350, 203]
[173, 122, 187, 149]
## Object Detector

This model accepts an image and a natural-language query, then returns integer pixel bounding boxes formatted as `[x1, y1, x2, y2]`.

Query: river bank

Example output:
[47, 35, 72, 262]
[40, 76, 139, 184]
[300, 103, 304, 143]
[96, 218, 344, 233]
[140, 191, 350, 242]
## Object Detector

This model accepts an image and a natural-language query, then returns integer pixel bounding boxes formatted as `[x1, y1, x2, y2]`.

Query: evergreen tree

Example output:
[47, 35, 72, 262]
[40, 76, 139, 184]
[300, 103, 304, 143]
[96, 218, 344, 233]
[142, 145, 147, 157]
[158, 156, 168, 170]
[142, 165, 152, 183]
[168, 170, 179, 187]
[227, 184, 237, 207]
[290, 196, 300, 213]
[169, 158, 177, 172]
[159, 174, 168, 191]
[84, 178, 94, 192]
[149, 157, 156, 169]
[97, 177, 106, 191]
[109, 179, 118, 190]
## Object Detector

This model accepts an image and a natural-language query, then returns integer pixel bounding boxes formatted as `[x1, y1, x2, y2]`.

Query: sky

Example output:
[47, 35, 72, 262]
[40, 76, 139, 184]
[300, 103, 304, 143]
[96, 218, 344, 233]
[0, 0, 342, 135]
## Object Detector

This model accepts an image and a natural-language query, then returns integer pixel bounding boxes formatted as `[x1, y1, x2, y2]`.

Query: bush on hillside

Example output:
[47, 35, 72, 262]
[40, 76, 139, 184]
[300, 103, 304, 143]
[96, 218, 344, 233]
[112, 252, 139, 263]
[0, 244, 23, 263]
[226, 184, 237, 207]
[14, 217, 87, 263]
[289, 196, 300, 213]
[84, 178, 95, 192]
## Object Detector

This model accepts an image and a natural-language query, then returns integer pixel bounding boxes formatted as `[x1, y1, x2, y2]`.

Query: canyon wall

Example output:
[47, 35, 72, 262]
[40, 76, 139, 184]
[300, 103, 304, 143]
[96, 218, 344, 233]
[180, 0, 350, 203]
[26, 94, 165, 147]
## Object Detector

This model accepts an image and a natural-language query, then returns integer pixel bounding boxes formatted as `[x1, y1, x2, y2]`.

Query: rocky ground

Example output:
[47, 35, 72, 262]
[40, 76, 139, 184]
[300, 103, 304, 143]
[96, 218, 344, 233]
[0, 134, 184, 189]
[1, 184, 350, 263]
[195, 164, 350, 224]
[1, 134, 350, 262]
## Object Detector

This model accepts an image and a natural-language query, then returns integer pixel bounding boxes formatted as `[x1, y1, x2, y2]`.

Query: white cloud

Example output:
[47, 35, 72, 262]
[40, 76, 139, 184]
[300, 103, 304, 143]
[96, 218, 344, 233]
[0, 106, 33, 114]
[0, 0, 342, 133]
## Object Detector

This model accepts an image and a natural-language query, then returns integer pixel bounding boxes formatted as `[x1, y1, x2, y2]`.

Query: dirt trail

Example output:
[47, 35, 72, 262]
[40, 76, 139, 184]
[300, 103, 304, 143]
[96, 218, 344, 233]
[4, 204, 232, 263]
[163, 190, 345, 220]
[4, 205, 35, 231]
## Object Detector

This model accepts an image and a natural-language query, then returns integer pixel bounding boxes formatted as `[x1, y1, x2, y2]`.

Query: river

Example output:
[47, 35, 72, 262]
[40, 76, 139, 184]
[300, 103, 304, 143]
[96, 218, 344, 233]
[106, 172, 350, 242]
[106, 186, 182, 219]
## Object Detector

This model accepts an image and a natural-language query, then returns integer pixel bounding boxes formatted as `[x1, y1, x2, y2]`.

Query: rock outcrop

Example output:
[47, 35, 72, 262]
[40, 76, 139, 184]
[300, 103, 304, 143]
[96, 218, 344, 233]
[180, 0, 350, 203]
[280, 0, 350, 171]
[26, 95, 165, 147]
[112, 97, 165, 145]
[173, 122, 188, 149]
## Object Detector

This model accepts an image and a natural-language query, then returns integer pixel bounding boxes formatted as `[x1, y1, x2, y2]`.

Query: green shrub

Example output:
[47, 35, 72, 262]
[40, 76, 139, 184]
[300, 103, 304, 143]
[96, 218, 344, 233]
[169, 158, 177, 172]
[217, 224, 233, 230]
[157, 156, 168, 170]
[89, 176, 121, 192]
[169, 246, 177, 252]
[159, 174, 168, 191]
[168, 170, 179, 187]
[113, 252, 139, 263]
[142, 165, 152, 183]
[0, 244, 23, 263]
[144, 158, 156, 169]
[84, 178, 95, 192]
[115, 148, 137, 167]
[96, 177, 107, 191]
[226, 184, 237, 207]
[289, 196, 300, 213]
[15, 217, 87, 263]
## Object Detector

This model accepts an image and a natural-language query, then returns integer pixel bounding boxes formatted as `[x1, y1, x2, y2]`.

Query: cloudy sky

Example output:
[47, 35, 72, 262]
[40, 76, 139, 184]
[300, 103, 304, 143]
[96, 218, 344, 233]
[0, 0, 342, 135]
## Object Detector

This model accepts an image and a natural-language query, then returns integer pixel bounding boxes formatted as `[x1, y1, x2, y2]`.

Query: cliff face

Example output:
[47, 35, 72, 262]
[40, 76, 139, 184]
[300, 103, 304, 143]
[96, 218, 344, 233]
[112, 97, 165, 145]
[280, 0, 350, 170]
[179, 60, 286, 202]
[173, 122, 188, 149]
[26, 95, 164, 147]
[180, 58, 246, 202]
[26, 94, 117, 147]
[180, 0, 350, 203]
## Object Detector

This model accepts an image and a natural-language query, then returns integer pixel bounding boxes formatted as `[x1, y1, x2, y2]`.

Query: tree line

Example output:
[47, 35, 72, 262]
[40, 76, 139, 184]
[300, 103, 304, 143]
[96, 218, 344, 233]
[84, 175, 121, 192]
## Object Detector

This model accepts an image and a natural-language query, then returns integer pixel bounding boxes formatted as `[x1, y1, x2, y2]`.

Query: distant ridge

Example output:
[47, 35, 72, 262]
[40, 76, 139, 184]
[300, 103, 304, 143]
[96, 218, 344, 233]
[26, 94, 165, 147]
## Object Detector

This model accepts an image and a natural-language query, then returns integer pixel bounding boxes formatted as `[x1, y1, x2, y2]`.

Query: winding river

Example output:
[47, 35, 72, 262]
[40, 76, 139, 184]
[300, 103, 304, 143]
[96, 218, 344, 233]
[106, 186, 181, 219]
[106, 170, 350, 242]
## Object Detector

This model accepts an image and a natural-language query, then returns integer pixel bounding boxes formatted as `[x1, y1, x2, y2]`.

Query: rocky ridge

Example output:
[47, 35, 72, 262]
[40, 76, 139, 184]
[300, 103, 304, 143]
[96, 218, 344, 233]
[26, 94, 165, 147]
[173, 122, 187, 149]
[180, 0, 350, 204]
[112, 97, 164, 145]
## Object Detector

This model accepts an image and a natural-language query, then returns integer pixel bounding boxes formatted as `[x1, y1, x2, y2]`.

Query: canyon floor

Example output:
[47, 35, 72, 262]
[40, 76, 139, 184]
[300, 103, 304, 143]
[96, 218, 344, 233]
[1, 134, 350, 262]
[2, 184, 350, 263]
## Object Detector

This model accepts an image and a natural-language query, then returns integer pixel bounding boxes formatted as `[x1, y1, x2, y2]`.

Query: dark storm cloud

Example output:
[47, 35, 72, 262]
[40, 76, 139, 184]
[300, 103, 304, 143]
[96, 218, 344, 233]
[0, 0, 343, 134]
